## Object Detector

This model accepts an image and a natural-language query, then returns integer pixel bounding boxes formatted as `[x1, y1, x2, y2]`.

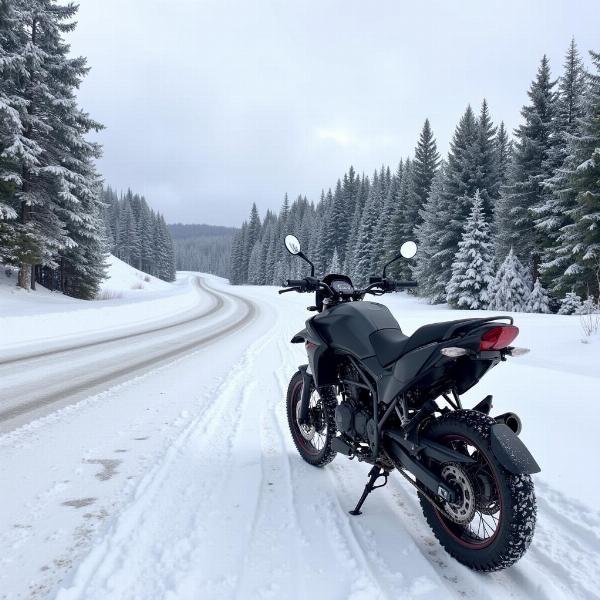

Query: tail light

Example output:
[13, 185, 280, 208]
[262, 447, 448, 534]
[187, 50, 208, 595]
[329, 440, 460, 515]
[479, 325, 519, 350]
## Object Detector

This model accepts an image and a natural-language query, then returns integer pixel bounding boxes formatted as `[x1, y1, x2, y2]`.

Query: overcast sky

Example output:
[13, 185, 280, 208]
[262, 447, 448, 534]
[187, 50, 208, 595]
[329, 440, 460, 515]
[68, 0, 598, 226]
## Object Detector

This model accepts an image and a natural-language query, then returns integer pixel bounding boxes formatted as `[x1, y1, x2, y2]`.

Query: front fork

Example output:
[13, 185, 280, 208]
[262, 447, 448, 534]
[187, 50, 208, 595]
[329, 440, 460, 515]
[297, 364, 313, 425]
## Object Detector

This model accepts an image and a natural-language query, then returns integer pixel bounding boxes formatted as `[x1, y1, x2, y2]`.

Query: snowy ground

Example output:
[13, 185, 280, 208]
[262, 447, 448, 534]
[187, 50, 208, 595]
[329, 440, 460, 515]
[1, 272, 599, 599]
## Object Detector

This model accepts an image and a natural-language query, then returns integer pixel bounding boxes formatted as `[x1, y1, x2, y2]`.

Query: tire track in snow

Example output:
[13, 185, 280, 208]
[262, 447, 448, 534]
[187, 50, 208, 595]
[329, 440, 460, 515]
[270, 336, 390, 600]
[0, 277, 220, 366]
[0, 277, 257, 429]
[54, 306, 279, 600]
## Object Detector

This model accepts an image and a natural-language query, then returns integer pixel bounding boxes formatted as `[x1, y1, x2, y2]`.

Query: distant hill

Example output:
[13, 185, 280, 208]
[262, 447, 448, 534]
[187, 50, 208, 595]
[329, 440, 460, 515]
[168, 223, 238, 278]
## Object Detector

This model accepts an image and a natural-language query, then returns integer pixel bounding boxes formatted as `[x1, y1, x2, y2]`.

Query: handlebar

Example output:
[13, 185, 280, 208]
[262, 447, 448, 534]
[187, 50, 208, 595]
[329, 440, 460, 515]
[286, 279, 306, 287]
[279, 277, 417, 297]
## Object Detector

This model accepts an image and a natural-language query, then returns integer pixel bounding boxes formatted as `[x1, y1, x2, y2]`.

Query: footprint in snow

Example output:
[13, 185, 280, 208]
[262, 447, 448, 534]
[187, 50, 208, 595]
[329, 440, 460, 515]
[62, 498, 96, 509]
[83, 458, 122, 481]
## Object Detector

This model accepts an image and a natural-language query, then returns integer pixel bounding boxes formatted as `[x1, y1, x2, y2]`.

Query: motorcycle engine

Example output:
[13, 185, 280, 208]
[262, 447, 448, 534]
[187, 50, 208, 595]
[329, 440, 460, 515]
[335, 400, 371, 441]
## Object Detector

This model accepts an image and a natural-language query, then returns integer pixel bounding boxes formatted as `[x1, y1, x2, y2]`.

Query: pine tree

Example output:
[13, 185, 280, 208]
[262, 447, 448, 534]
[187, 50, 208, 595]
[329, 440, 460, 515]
[384, 159, 420, 279]
[431, 105, 479, 296]
[354, 171, 383, 284]
[488, 249, 531, 311]
[495, 122, 512, 187]
[346, 174, 369, 278]
[329, 247, 341, 273]
[536, 40, 588, 291]
[412, 119, 440, 211]
[247, 240, 262, 284]
[525, 278, 551, 313]
[413, 163, 450, 302]
[557, 292, 583, 315]
[471, 100, 500, 219]
[117, 198, 139, 264]
[549, 51, 600, 298]
[244, 203, 261, 280]
[446, 191, 495, 309]
[495, 56, 557, 277]
[229, 226, 245, 284]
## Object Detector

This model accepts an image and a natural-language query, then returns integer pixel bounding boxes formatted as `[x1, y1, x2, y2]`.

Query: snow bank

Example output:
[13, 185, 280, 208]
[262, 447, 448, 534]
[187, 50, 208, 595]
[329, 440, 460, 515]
[0, 256, 201, 353]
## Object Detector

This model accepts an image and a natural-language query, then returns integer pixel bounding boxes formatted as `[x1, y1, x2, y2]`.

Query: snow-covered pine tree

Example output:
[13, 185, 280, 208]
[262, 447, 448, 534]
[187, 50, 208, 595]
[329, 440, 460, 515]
[431, 105, 479, 296]
[229, 225, 245, 284]
[345, 174, 369, 278]
[488, 248, 531, 311]
[117, 198, 139, 264]
[374, 167, 398, 274]
[525, 278, 551, 313]
[13, 0, 106, 295]
[244, 203, 261, 281]
[470, 100, 500, 220]
[329, 247, 340, 273]
[576, 295, 597, 316]
[152, 214, 176, 282]
[535, 39, 588, 292]
[412, 119, 441, 210]
[247, 240, 262, 284]
[550, 50, 600, 298]
[0, 0, 22, 260]
[446, 190, 495, 309]
[354, 170, 384, 285]
[557, 292, 583, 315]
[384, 159, 420, 279]
[413, 162, 450, 302]
[495, 122, 512, 188]
[495, 56, 557, 278]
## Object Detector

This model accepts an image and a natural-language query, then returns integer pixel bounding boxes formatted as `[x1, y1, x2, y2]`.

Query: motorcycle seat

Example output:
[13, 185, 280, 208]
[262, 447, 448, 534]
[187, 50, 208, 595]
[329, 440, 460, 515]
[370, 318, 478, 367]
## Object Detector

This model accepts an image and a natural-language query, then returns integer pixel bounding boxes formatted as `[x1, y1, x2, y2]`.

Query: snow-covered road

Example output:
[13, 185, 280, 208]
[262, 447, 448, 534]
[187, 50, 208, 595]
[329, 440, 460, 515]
[0, 277, 256, 432]
[2, 278, 600, 599]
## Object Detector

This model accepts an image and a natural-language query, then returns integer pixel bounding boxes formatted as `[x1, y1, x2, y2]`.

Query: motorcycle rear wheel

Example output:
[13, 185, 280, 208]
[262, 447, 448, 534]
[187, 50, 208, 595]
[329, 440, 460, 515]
[286, 370, 337, 467]
[419, 410, 537, 572]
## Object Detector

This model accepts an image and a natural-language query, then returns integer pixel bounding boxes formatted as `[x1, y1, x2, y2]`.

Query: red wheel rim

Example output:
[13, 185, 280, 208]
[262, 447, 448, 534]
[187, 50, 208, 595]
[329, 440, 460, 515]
[290, 381, 326, 456]
[433, 434, 503, 549]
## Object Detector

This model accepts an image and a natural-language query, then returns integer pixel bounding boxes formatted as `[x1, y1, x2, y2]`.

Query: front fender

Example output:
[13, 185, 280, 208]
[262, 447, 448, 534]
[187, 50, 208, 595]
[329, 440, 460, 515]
[490, 423, 541, 474]
[291, 328, 308, 344]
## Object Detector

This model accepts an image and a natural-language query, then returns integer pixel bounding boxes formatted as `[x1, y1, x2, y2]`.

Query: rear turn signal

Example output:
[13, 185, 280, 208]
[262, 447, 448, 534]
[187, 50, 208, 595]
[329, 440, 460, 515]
[479, 325, 519, 350]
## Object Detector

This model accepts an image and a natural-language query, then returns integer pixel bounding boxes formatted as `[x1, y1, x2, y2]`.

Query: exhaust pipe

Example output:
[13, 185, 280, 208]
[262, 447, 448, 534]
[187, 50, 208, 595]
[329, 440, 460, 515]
[495, 412, 522, 435]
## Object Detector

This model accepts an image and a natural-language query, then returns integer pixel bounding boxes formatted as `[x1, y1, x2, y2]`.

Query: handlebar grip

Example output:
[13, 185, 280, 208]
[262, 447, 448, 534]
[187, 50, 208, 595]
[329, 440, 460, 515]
[286, 279, 306, 287]
[396, 280, 418, 288]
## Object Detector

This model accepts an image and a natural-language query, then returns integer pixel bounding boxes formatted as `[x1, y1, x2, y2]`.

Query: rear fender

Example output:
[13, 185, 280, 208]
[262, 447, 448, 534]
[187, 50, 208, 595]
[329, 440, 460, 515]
[490, 423, 541, 474]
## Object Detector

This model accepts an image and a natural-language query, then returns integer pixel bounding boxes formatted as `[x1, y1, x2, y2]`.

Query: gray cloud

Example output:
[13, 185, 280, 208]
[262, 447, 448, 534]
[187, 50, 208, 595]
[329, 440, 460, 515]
[68, 0, 599, 225]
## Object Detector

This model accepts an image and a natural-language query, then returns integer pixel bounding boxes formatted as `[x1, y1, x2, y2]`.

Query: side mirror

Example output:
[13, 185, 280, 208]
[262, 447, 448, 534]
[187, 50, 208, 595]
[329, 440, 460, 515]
[400, 241, 417, 259]
[382, 241, 418, 278]
[283, 233, 315, 276]
[284, 234, 301, 256]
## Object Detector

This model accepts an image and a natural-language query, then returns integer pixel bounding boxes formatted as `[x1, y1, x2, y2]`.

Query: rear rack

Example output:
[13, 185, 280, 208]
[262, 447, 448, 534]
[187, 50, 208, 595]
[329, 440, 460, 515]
[442, 316, 514, 341]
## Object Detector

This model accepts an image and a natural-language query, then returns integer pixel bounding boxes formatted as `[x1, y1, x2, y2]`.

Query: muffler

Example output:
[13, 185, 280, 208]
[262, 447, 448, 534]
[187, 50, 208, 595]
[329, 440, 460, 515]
[495, 412, 522, 435]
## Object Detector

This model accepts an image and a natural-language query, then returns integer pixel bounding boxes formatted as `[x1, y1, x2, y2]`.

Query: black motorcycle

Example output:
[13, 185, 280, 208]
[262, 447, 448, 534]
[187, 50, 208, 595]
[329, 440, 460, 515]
[281, 234, 539, 572]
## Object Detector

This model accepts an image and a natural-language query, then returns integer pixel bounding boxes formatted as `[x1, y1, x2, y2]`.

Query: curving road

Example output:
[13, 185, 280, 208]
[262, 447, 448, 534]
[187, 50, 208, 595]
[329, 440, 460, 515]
[0, 277, 258, 432]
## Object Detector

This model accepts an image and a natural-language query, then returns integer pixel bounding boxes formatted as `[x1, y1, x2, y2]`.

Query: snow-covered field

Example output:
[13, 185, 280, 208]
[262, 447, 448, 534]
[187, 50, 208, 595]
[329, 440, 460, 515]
[1, 269, 599, 599]
[0, 257, 202, 357]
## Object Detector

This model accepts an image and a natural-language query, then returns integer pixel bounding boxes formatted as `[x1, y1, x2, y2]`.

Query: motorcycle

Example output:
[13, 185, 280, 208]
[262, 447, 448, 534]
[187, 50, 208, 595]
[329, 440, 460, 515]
[280, 234, 539, 572]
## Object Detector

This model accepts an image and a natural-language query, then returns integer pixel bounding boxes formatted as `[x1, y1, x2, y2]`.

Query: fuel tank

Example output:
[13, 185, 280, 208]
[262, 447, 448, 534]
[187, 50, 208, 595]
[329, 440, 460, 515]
[312, 301, 401, 359]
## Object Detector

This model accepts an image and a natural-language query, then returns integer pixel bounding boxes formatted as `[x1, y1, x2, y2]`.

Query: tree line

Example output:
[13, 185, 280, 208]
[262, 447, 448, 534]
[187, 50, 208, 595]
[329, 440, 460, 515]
[0, 2, 176, 298]
[0, 0, 106, 299]
[230, 40, 600, 314]
[168, 223, 236, 279]
[102, 187, 176, 282]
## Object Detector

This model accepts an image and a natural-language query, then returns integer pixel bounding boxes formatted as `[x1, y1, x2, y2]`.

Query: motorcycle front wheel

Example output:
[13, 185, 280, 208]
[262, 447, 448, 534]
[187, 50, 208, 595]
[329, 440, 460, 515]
[286, 370, 337, 467]
[419, 410, 537, 572]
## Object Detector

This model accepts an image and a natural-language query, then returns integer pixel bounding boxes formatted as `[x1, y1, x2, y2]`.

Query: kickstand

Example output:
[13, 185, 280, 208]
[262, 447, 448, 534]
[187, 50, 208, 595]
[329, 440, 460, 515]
[349, 466, 389, 516]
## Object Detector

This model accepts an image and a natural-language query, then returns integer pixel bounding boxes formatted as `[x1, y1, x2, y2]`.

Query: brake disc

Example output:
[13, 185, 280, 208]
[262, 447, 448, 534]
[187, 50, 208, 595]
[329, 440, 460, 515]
[441, 464, 476, 524]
